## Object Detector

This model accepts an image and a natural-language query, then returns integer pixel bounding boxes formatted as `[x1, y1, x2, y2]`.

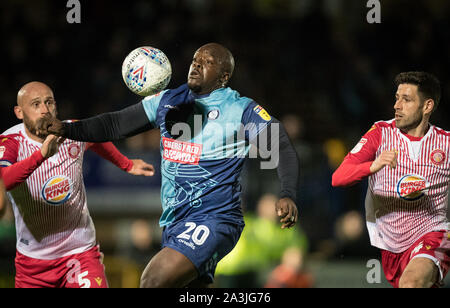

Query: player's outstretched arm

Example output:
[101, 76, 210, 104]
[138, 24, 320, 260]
[88, 142, 155, 176]
[38, 102, 153, 142]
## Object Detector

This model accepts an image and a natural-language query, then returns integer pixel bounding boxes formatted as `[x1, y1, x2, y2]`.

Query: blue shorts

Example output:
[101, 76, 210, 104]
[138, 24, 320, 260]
[161, 216, 244, 284]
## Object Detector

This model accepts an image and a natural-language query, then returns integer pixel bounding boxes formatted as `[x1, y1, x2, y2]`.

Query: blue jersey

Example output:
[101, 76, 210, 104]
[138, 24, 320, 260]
[142, 84, 272, 227]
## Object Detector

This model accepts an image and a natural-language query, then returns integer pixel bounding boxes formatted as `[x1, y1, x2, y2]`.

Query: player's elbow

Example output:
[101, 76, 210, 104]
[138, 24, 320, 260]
[331, 171, 349, 187]
[331, 172, 341, 187]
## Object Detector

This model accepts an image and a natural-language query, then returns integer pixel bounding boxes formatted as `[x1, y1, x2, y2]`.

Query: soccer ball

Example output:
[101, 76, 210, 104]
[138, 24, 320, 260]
[121, 46, 172, 96]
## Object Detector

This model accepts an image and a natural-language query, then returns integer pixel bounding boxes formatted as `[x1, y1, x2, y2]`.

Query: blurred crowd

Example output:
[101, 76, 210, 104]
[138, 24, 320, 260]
[1, 0, 450, 287]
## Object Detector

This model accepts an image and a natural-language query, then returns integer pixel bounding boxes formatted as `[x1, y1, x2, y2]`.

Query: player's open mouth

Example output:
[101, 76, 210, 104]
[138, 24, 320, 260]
[189, 70, 201, 78]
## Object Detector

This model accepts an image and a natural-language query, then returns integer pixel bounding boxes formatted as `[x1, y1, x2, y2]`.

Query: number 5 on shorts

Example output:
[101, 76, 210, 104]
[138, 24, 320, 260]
[177, 222, 210, 245]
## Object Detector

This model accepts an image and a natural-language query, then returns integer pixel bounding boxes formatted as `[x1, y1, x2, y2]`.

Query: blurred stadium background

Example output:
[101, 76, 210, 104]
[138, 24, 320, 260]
[1, 0, 450, 288]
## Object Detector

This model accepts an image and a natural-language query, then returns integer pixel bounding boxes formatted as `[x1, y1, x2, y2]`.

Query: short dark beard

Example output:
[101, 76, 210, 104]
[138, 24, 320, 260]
[23, 114, 48, 139]
[396, 111, 423, 132]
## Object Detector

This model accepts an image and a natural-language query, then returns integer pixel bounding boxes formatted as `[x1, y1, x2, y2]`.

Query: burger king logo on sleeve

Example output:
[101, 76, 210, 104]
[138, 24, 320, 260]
[41, 175, 73, 205]
[396, 174, 428, 201]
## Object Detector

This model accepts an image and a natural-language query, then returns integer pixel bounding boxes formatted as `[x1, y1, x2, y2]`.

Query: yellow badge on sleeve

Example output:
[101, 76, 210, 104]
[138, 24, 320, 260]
[366, 125, 376, 134]
[253, 105, 271, 121]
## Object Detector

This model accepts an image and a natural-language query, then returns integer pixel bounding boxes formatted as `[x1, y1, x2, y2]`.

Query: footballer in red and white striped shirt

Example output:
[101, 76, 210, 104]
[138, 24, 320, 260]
[0, 81, 155, 288]
[333, 72, 450, 288]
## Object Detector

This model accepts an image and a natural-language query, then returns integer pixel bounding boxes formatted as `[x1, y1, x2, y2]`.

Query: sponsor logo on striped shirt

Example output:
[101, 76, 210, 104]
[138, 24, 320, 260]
[41, 175, 73, 205]
[396, 174, 427, 201]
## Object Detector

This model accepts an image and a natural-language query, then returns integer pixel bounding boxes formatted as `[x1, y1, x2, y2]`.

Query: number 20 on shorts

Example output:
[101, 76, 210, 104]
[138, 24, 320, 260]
[177, 222, 210, 246]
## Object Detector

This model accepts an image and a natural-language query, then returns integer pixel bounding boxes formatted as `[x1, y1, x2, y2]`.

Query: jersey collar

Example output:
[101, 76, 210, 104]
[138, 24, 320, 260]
[189, 87, 230, 105]
[395, 122, 432, 142]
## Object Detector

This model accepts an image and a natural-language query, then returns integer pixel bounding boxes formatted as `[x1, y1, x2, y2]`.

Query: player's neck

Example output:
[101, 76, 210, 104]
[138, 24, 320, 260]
[24, 126, 44, 144]
[401, 121, 430, 139]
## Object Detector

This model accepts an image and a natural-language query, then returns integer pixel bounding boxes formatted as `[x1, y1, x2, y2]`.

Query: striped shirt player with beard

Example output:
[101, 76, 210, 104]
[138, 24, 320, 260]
[333, 72, 450, 288]
[0, 82, 155, 288]
[38, 43, 300, 287]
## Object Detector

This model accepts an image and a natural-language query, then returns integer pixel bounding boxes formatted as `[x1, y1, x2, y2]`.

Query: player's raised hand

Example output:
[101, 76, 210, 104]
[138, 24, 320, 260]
[128, 159, 155, 176]
[41, 134, 64, 158]
[38, 114, 65, 136]
[370, 150, 398, 174]
[275, 197, 298, 229]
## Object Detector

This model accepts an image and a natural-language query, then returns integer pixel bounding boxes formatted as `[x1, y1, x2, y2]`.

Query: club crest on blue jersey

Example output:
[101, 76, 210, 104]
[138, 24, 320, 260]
[396, 174, 427, 201]
[41, 175, 73, 205]
[207, 109, 219, 120]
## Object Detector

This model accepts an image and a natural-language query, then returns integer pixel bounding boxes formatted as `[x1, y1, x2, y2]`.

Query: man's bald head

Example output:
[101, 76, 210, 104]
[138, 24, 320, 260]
[17, 81, 54, 107]
[187, 43, 235, 94]
[197, 43, 235, 78]
[14, 81, 57, 140]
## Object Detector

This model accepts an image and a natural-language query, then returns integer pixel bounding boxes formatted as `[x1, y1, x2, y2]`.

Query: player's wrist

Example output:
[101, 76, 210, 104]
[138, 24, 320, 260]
[34, 149, 46, 162]
[279, 192, 296, 203]
[125, 159, 134, 172]
[58, 122, 68, 136]
[369, 161, 380, 174]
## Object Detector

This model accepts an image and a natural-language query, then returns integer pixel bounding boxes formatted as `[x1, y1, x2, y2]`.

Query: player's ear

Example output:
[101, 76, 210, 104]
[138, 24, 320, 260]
[14, 105, 23, 120]
[220, 72, 230, 87]
[423, 98, 434, 115]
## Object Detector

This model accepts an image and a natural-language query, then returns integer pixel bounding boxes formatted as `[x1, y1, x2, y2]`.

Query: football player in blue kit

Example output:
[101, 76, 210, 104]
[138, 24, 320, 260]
[39, 43, 300, 287]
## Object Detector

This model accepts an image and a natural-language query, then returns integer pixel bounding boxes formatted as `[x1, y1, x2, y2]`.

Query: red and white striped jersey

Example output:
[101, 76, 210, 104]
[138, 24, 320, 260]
[333, 119, 450, 253]
[0, 124, 95, 259]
